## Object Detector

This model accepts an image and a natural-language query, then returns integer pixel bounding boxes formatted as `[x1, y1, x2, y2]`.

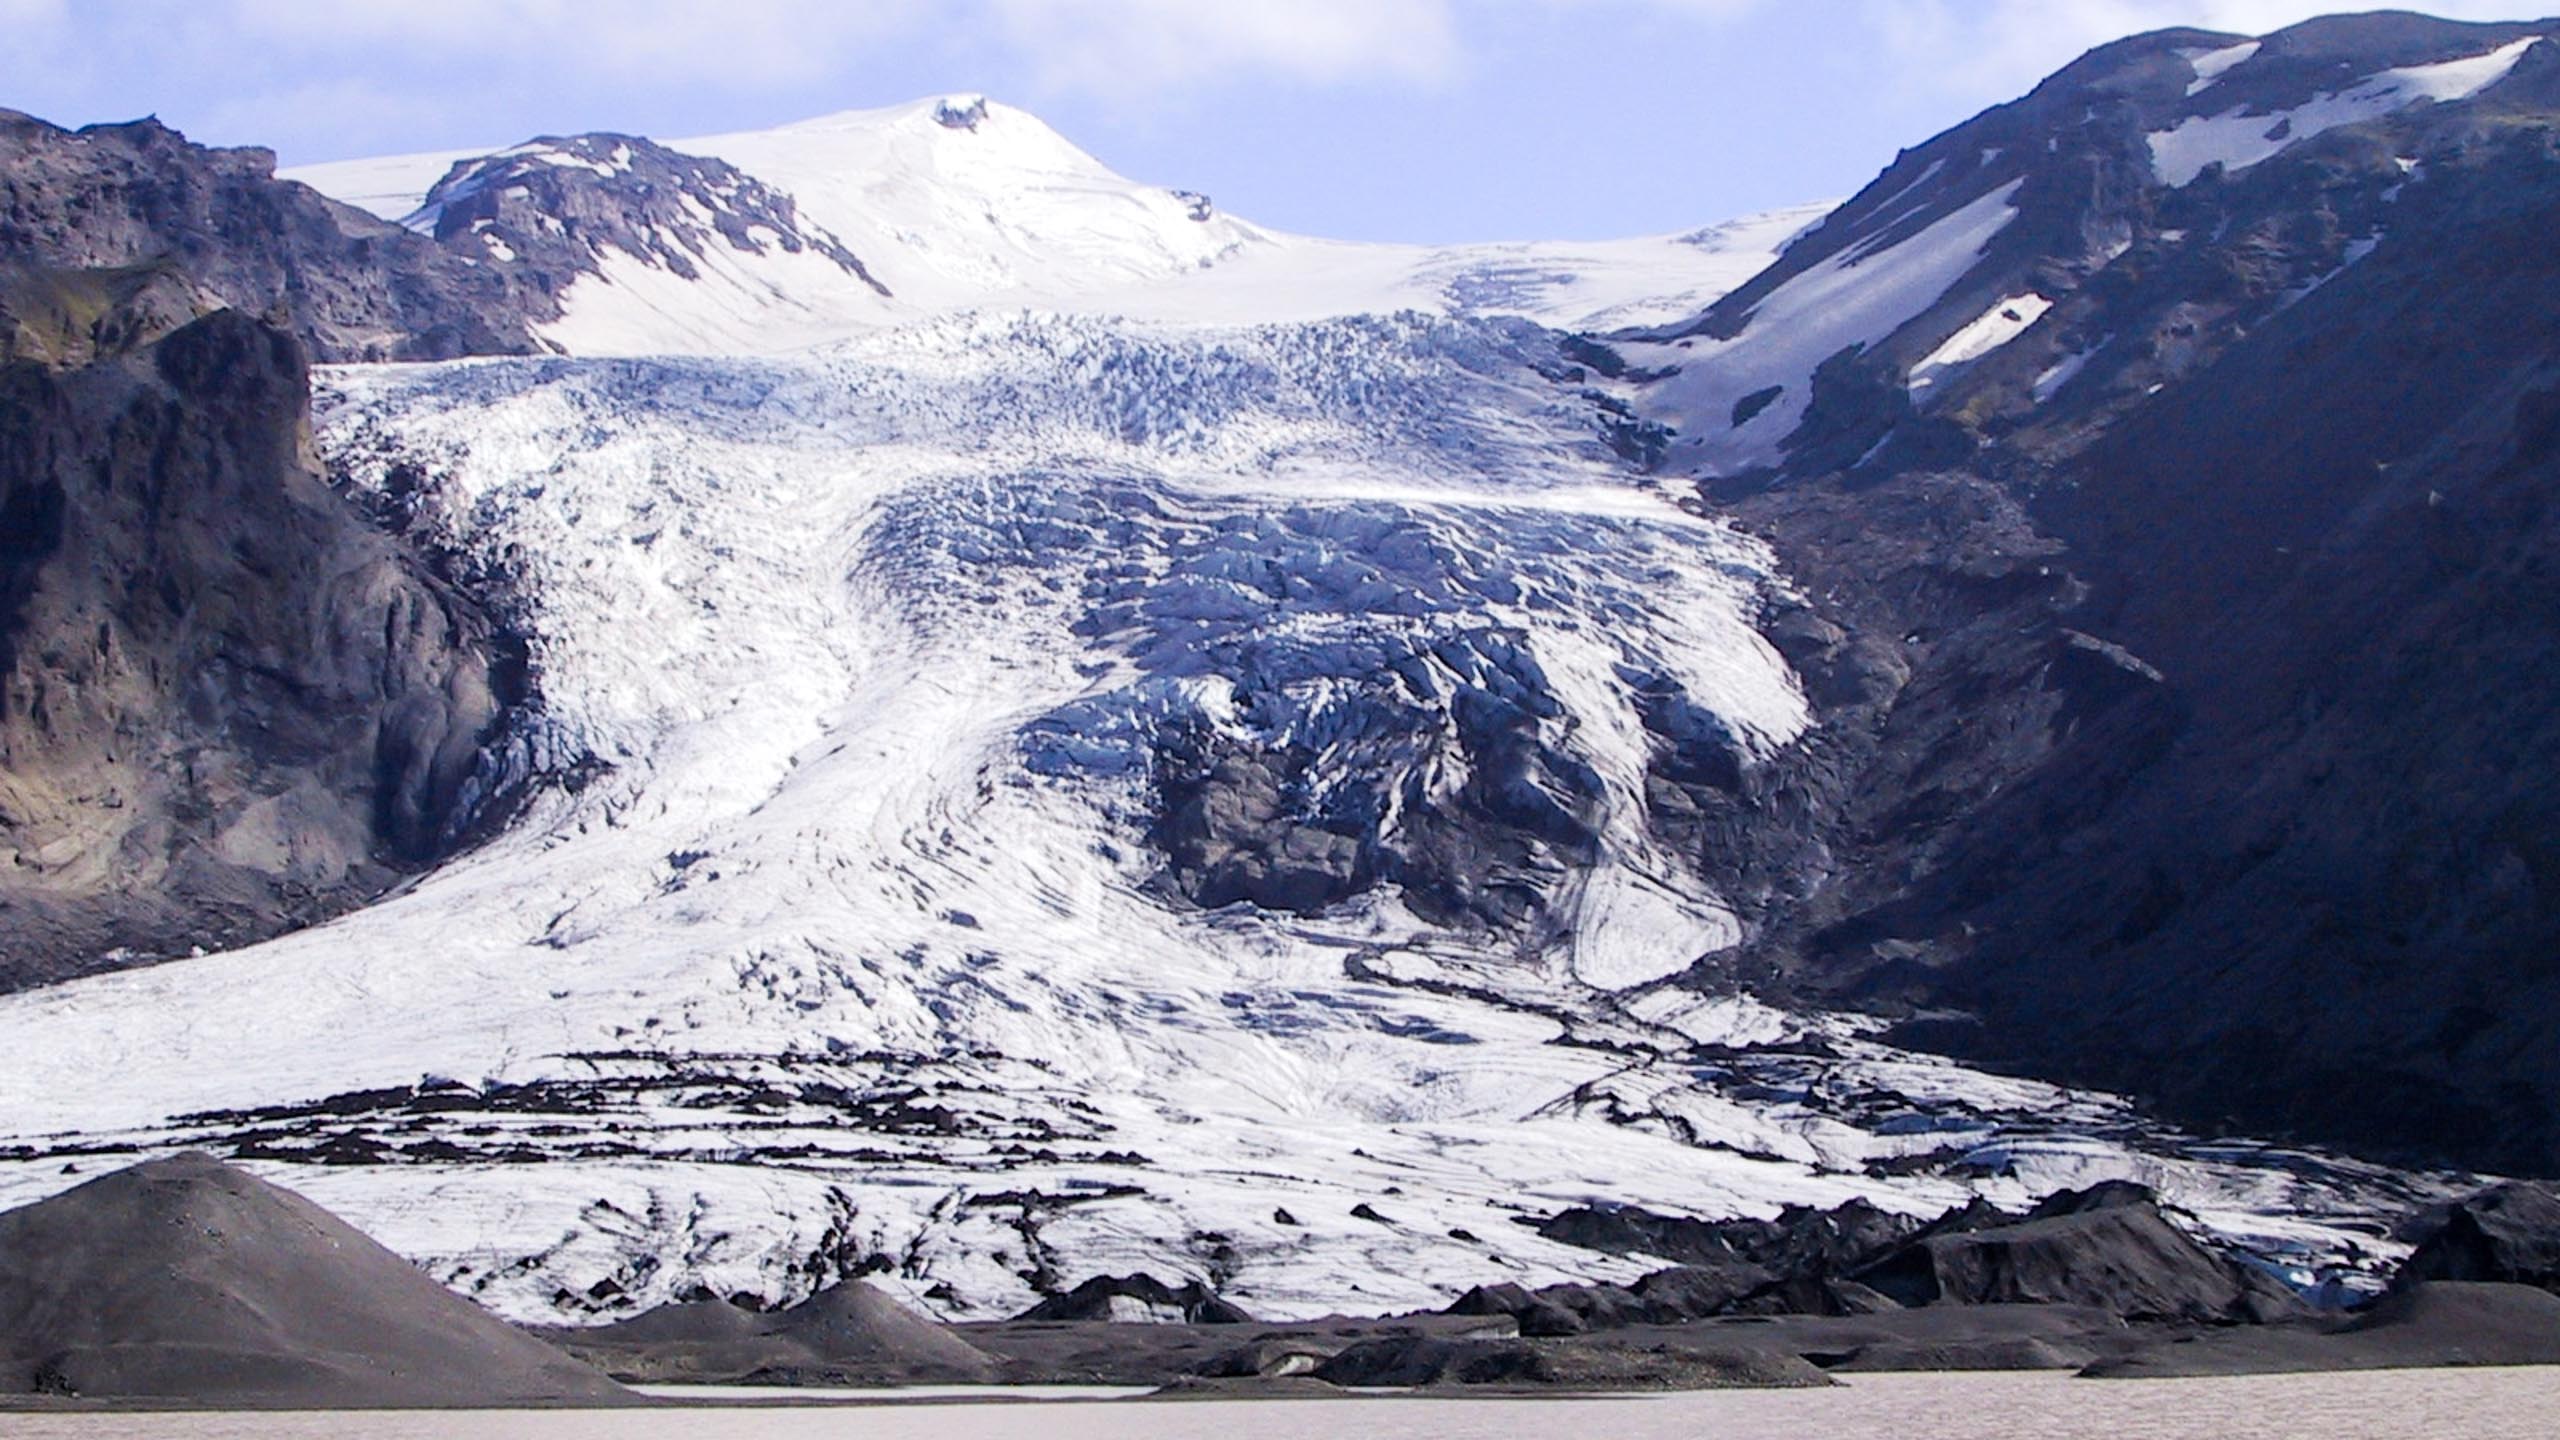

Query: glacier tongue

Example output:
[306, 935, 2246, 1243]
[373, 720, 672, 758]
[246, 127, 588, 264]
[0, 310, 2454, 1323]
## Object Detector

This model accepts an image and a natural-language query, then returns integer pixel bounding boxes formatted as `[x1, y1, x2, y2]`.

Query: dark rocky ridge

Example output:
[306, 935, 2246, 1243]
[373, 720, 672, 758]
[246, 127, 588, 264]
[409, 132, 885, 304]
[0, 109, 544, 361]
[1596, 13, 2560, 1177]
[0, 310, 526, 988]
[1014, 1272, 1257, 1324]
[1, 108, 894, 366]
[530, 1278, 998, 1386]
[1470, 1183, 2295, 1335]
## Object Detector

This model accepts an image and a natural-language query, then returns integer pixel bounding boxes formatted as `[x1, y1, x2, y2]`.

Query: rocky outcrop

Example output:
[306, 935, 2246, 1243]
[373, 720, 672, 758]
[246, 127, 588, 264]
[1012, 1272, 1253, 1325]
[0, 310, 524, 988]
[1490, 1185, 2287, 1331]
[2395, 1183, 2560, 1294]
[1849, 1185, 2300, 1323]
[409, 133, 885, 301]
[1533, 1197, 1923, 1276]
[0, 109, 546, 361]
[2, 109, 896, 368]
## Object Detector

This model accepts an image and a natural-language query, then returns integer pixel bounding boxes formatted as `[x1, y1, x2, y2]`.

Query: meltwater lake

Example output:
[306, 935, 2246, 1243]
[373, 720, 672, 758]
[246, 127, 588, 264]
[4, 1369, 2557, 1439]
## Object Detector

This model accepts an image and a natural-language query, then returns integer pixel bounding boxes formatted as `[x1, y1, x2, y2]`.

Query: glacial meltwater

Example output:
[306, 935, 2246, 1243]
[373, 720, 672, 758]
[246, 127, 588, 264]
[4, 1369, 2558, 1439]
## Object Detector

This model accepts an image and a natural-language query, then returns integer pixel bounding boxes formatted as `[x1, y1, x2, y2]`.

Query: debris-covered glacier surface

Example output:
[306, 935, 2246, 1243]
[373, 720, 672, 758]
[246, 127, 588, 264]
[0, 311, 2459, 1323]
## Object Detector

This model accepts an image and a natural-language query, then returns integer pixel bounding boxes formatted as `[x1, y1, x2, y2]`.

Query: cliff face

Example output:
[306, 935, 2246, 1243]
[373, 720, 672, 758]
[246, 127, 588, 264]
[0, 309, 522, 987]
[1627, 15, 2560, 1174]
[0, 105, 571, 985]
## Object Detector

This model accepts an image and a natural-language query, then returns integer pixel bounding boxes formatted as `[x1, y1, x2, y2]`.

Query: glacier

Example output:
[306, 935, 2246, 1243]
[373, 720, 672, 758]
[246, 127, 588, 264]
[0, 95, 2471, 1328]
[0, 308, 2453, 1324]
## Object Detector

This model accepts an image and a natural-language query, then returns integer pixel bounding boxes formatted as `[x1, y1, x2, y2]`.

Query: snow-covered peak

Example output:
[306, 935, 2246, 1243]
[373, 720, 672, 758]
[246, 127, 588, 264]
[671, 96, 1272, 317]
[284, 96, 1814, 354]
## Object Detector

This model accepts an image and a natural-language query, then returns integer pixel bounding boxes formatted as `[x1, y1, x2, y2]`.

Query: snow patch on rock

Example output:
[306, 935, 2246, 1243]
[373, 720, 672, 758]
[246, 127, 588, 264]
[2149, 36, 2545, 187]
[1633, 181, 2026, 475]
[1909, 292, 2053, 395]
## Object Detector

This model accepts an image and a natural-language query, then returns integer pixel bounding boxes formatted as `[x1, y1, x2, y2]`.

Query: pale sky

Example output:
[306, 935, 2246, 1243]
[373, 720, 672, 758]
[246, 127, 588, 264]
[0, 1, 2546, 240]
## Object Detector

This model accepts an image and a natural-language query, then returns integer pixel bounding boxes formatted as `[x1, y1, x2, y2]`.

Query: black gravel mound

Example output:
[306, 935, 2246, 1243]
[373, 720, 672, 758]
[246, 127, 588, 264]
[2085, 1282, 2560, 1377]
[539, 1278, 997, 1386]
[0, 1154, 631, 1408]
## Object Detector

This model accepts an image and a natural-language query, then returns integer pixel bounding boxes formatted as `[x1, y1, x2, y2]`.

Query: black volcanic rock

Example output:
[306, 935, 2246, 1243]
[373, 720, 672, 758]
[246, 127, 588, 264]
[1476, 1191, 2252, 1335]
[1535, 1197, 1924, 1277]
[0, 310, 524, 988]
[1449, 1281, 1592, 1336]
[1456, 1197, 1956, 1333]
[1013, 1272, 1254, 1324]
[1850, 1186, 2298, 1323]
[2395, 1183, 2560, 1294]
[0, 1153, 630, 1407]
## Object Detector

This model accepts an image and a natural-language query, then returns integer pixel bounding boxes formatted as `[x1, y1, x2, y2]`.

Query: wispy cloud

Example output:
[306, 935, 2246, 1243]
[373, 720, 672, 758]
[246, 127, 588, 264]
[1841, 0, 2544, 105]
[44, 0, 1458, 96]
[984, 0, 1462, 94]
[9, 0, 2542, 140]
[219, 0, 936, 87]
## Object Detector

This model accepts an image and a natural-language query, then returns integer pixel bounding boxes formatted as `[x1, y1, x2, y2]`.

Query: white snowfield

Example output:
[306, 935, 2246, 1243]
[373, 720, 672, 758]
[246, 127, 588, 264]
[285, 97, 1825, 349]
[0, 94, 2465, 1326]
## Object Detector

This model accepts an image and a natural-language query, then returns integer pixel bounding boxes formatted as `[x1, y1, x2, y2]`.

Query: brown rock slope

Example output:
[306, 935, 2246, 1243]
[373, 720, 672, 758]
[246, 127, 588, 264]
[0, 308, 523, 987]
[0, 108, 544, 362]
